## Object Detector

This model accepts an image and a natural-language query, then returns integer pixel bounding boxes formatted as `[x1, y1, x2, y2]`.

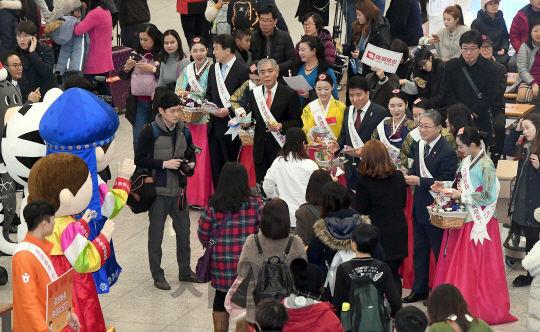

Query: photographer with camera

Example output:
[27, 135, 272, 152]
[135, 90, 202, 290]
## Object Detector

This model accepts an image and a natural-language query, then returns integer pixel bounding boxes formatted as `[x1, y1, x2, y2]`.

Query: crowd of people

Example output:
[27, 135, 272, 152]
[3, 0, 540, 331]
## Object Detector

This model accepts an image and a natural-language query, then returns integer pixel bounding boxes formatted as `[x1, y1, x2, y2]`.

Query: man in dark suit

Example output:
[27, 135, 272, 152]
[250, 5, 295, 84]
[402, 109, 458, 303]
[246, 58, 302, 183]
[328, 76, 390, 190]
[205, 34, 250, 188]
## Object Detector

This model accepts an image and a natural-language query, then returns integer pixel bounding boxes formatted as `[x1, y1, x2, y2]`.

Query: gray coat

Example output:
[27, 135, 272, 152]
[509, 42, 540, 92]
[49, 16, 89, 74]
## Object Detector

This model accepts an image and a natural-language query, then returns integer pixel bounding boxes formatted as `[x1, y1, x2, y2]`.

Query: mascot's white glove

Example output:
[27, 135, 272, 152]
[535, 208, 540, 223]
[100, 219, 115, 242]
[81, 209, 94, 223]
[117, 159, 136, 180]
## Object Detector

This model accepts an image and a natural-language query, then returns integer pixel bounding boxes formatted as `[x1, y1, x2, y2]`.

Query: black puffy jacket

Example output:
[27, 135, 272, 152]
[117, 0, 150, 25]
[250, 27, 296, 78]
[471, 10, 510, 52]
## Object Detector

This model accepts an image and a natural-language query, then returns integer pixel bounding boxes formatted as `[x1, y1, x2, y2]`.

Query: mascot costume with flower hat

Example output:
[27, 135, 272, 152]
[26, 87, 134, 331]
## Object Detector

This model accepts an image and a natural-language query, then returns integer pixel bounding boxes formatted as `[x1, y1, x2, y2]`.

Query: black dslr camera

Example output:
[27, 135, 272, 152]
[92, 76, 114, 106]
[177, 144, 202, 177]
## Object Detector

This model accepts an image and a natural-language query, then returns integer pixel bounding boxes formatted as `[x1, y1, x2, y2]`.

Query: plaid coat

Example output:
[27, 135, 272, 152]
[198, 197, 263, 291]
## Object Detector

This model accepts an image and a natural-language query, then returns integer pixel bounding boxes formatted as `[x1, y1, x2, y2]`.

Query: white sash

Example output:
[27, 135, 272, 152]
[186, 61, 206, 93]
[418, 138, 442, 201]
[253, 85, 285, 147]
[410, 127, 421, 142]
[347, 106, 364, 149]
[308, 98, 337, 142]
[13, 241, 58, 281]
[377, 117, 401, 162]
[215, 63, 231, 108]
[460, 151, 500, 245]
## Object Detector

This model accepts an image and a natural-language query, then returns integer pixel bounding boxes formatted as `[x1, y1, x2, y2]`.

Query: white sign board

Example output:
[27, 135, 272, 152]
[360, 44, 403, 74]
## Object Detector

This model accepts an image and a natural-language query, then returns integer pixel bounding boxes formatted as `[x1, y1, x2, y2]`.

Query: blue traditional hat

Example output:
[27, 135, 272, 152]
[39, 88, 120, 219]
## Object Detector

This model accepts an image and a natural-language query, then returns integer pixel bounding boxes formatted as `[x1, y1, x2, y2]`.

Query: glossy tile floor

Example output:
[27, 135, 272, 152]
[0, 0, 531, 330]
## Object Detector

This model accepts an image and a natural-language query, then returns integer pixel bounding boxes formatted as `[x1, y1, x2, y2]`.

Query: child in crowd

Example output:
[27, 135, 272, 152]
[255, 298, 289, 332]
[394, 306, 428, 332]
[426, 284, 493, 332]
[234, 27, 253, 66]
[331, 223, 402, 318]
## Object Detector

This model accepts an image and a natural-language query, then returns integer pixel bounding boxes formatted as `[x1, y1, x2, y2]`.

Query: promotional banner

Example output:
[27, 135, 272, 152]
[46, 269, 74, 332]
[428, 0, 525, 42]
[360, 44, 403, 74]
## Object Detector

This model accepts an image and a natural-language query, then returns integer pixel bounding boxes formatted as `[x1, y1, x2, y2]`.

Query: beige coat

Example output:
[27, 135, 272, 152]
[237, 233, 307, 323]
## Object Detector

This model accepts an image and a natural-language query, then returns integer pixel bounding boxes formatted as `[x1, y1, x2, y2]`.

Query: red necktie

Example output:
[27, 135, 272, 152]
[354, 109, 362, 130]
[266, 90, 272, 110]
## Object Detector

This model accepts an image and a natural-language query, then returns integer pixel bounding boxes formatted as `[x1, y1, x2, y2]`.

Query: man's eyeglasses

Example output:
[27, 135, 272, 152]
[260, 18, 274, 24]
[418, 124, 437, 130]
[6, 64, 23, 69]
[16, 34, 31, 40]
[461, 47, 479, 53]
[481, 45, 492, 50]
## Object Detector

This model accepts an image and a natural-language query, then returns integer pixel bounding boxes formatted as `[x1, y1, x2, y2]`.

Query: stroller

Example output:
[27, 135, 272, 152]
[502, 177, 529, 267]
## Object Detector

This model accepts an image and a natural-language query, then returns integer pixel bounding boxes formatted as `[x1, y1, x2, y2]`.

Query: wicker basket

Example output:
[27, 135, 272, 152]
[239, 129, 254, 146]
[428, 194, 468, 229]
[179, 106, 204, 123]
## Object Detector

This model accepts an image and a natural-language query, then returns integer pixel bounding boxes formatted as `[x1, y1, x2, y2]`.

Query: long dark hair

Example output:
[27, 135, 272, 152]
[208, 162, 253, 214]
[516, 113, 540, 161]
[427, 284, 478, 331]
[276, 127, 310, 161]
[161, 29, 184, 63]
[136, 23, 162, 57]
[526, 18, 540, 49]
[446, 103, 476, 135]
[305, 170, 333, 205]
[321, 182, 351, 216]
[81, 0, 108, 11]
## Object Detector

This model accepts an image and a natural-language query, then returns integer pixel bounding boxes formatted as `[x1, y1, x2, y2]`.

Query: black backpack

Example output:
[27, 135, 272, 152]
[340, 268, 390, 332]
[232, 0, 259, 31]
[253, 234, 294, 305]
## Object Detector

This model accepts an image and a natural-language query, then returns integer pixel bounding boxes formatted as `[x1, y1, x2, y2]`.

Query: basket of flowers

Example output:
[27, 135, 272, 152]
[427, 194, 468, 229]
[238, 128, 254, 146]
[178, 93, 204, 123]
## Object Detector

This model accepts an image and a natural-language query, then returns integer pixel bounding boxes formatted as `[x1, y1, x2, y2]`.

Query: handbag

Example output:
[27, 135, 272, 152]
[126, 171, 156, 214]
[230, 267, 253, 308]
[131, 57, 159, 96]
[517, 83, 534, 103]
[195, 212, 233, 283]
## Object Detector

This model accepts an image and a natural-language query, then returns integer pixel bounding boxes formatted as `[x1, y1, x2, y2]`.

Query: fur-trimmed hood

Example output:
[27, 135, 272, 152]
[313, 209, 371, 251]
[0, 0, 22, 10]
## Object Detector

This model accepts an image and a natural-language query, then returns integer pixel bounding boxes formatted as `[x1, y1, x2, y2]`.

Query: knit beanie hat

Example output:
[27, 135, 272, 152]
[482, 0, 499, 11]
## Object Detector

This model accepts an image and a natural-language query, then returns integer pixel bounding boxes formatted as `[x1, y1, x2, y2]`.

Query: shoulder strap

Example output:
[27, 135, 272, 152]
[151, 122, 159, 139]
[305, 204, 321, 220]
[183, 125, 191, 140]
[282, 235, 294, 263]
[209, 212, 233, 248]
[254, 233, 264, 256]
[461, 66, 482, 99]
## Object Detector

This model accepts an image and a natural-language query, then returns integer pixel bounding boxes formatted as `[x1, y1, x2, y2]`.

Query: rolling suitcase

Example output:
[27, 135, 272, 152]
[107, 46, 132, 110]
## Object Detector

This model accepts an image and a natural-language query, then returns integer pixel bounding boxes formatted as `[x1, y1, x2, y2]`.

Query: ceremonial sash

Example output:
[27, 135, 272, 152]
[13, 241, 58, 281]
[186, 61, 207, 94]
[308, 98, 337, 142]
[377, 117, 401, 163]
[460, 151, 500, 245]
[418, 138, 445, 203]
[410, 127, 421, 142]
[253, 85, 285, 147]
[215, 63, 231, 108]
[347, 106, 364, 148]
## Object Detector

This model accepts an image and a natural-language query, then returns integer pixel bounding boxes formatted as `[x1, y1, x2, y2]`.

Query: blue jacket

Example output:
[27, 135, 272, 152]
[49, 16, 90, 74]
[385, 0, 423, 46]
